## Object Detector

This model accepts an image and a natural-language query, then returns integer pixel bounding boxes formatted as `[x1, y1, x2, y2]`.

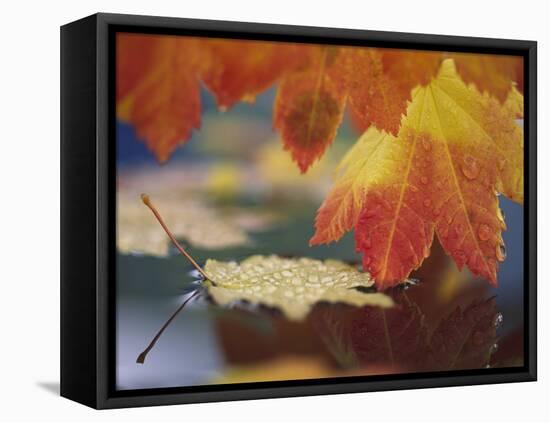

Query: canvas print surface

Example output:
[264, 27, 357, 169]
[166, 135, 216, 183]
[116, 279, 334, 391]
[115, 32, 525, 390]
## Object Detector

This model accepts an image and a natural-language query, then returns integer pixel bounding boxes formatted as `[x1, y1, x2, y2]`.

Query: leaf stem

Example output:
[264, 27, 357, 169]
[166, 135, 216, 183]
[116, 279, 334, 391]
[136, 290, 200, 364]
[141, 193, 213, 282]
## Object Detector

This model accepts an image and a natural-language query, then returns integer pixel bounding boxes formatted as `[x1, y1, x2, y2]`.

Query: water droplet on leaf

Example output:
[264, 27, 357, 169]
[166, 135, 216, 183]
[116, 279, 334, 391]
[454, 223, 464, 235]
[461, 155, 480, 180]
[362, 235, 372, 249]
[369, 258, 380, 273]
[477, 224, 491, 241]
[455, 250, 466, 264]
[496, 244, 506, 262]
[421, 138, 432, 151]
[494, 312, 504, 327]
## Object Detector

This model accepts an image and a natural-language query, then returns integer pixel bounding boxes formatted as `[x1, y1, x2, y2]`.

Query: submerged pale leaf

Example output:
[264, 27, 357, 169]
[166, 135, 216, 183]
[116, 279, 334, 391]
[204, 255, 393, 321]
[117, 194, 251, 256]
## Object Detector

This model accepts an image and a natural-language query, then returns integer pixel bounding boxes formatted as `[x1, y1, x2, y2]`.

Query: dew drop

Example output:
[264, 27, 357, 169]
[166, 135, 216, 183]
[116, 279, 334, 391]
[362, 208, 377, 219]
[477, 224, 491, 241]
[445, 214, 453, 225]
[381, 198, 392, 212]
[455, 250, 467, 264]
[461, 155, 480, 180]
[362, 235, 372, 249]
[433, 208, 441, 217]
[423, 199, 432, 207]
[410, 185, 419, 193]
[496, 244, 507, 262]
[494, 312, 504, 328]
[423, 245, 430, 257]
[420, 176, 429, 184]
[497, 208, 506, 224]
[421, 138, 432, 151]
[491, 343, 499, 353]
[369, 258, 380, 273]
[498, 157, 507, 170]
[454, 223, 464, 236]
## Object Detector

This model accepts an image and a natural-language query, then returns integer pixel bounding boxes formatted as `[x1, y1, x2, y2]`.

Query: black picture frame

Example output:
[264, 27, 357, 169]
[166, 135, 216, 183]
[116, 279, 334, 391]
[60, 12, 537, 409]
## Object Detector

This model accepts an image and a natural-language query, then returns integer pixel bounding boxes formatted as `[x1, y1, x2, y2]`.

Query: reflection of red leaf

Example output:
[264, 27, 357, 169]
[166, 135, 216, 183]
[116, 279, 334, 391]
[490, 328, 524, 368]
[207, 280, 503, 375]
[214, 309, 331, 365]
[350, 294, 428, 369]
[428, 298, 497, 370]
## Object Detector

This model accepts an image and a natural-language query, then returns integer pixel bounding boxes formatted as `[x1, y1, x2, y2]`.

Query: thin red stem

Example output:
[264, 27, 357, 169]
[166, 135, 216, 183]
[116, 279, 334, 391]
[141, 194, 213, 282]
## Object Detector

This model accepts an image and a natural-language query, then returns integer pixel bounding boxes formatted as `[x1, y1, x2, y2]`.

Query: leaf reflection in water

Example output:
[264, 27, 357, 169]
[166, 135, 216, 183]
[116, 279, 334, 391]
[212, 267, 505, 379]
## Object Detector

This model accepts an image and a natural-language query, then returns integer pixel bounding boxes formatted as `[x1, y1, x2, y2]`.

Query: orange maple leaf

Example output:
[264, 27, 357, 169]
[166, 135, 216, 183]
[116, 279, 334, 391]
[117, 36, 523, 170]
[451, 52, 524, 102]
[273, 46, 349, 173]
[311, 59, 523, 288]
[116, 34, 206, 162]
[347, 48, 441, 135]
[201, 39, 301, 109]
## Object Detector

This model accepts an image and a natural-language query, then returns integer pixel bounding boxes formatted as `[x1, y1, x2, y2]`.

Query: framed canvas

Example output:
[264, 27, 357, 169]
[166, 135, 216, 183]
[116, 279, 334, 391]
[60, 13, 537, 409]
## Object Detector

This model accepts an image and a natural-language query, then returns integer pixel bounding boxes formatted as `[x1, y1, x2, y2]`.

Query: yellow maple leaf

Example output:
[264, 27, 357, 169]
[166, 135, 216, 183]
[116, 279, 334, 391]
[311, 59, 523, 288]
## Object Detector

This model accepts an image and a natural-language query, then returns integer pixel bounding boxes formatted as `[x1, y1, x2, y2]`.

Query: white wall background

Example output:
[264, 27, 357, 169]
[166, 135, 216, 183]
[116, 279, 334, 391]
[0, 0, 546, 421]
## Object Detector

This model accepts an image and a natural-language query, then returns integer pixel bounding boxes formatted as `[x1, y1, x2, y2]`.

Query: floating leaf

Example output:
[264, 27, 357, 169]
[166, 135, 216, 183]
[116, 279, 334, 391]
[204, 255, 393, 321]
[312, 59, 523, 287]
[117, 194, 251, 256]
